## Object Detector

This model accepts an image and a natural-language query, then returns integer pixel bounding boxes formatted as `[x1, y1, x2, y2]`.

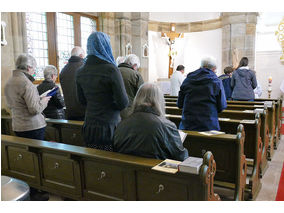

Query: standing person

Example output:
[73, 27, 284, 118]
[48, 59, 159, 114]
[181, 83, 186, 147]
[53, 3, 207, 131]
[76, 32, 129, 151]
[118, 54, 144, 119]
[114, 83, 188, 161]
[4, 54, 51, 140]
[218, 66, 234, 100]
[60, 46, 86, 121]
[170, 65, 185, 96]
[177, 56, 227, 131]
[37, 65, 65, 119]
[231, 57, 257, 101]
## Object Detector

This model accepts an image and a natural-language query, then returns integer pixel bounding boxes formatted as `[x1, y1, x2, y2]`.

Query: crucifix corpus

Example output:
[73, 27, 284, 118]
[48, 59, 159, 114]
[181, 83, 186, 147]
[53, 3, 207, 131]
[162, 24, 184, 78]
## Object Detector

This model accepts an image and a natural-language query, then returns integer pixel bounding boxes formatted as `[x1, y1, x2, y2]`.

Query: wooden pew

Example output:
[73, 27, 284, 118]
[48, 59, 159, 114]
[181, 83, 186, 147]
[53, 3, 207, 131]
[165, 105, 272, 161]
[165, 114, 262, 200]
[164, 95, 282, 149]
[1, 134, 220, 201]
[181, 126, 247, 200]
[255, 98, 283, 149]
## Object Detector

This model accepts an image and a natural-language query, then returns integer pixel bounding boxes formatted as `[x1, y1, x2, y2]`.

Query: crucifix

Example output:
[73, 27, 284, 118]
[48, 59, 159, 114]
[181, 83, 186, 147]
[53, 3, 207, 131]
[162, 23, 184, 78]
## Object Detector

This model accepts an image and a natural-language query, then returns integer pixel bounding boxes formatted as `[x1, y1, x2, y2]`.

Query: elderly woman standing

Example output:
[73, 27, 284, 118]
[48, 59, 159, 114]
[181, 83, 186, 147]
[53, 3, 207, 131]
[37, 65, 65, 119]
[4, 54, 51, 140]
[114, 83, 188, 161]
[76, 32, 129, 151]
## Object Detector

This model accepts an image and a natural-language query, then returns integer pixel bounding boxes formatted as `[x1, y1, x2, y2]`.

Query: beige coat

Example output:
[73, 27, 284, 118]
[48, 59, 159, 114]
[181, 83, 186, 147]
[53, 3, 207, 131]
[4, 70, 48, 131]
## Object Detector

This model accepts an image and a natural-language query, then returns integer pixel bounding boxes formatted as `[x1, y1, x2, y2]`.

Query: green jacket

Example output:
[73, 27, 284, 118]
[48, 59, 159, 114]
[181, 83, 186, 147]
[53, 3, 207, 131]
[118, 63, 144, 119]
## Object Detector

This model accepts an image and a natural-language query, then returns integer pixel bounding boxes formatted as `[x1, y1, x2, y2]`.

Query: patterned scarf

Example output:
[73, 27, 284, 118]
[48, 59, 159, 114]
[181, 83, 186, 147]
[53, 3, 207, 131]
[87, 32, 116, 66]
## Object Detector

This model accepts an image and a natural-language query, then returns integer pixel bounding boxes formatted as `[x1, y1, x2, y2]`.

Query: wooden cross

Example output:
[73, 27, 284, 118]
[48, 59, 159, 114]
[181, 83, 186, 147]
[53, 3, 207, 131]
[162, 24, 184, 78]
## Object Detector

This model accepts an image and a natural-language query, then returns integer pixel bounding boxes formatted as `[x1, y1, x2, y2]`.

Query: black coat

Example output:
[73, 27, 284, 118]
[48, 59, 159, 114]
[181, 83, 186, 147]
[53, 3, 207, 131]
[59, 56, 85, 120]
[114, 106, 189, 161]
[37, 80, 65, 119]
[76, 55, 129, 146]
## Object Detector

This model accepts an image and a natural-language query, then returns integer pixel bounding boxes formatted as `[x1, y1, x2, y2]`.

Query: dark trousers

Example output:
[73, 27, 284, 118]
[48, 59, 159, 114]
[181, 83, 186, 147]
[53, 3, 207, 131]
[15, 127, 45, 140]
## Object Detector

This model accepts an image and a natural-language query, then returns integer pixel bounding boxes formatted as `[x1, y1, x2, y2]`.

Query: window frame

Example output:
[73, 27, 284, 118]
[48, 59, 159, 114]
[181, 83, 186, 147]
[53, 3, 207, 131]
[31, 12, 99, 84]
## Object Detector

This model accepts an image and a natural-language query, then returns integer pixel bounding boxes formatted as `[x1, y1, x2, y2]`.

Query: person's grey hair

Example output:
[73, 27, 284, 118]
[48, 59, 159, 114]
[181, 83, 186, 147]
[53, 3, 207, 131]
[116, 56, 125, 66]
[125, 54, 140, 69]
[15, 54, 37, 70]
[200, 56, 217, 70]
[132, 83, 165, 117]
[71, 46, 85, 57]
[44, 65, 58, 80]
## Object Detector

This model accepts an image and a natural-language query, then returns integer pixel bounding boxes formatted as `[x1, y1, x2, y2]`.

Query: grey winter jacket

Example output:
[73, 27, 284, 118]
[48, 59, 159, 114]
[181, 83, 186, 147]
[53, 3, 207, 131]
[4, 70, 48, 131]
[231, 67, 257, 100]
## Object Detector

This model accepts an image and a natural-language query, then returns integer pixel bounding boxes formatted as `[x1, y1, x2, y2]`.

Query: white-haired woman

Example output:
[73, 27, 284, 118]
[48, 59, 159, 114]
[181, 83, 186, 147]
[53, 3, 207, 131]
[37, 65, 65, 119]
[4, 54, 51, 140]
[114, 83, 188, 161]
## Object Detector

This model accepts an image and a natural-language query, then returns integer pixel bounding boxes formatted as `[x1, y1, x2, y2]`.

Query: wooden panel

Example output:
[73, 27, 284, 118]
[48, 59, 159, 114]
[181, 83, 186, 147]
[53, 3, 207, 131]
[61, 126, 84, 146]
[83, 160, 125, 200]
[136, 171, 188, 201]
[6, 146, 40, 185]
[41, 152, 81, 196]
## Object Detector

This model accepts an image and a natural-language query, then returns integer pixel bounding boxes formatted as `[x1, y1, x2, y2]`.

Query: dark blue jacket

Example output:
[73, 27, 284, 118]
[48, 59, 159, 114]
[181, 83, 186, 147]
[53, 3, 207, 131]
[218, 74, 232, 100]
[177, 68, 227, 131]
[231, 68, 257, 101]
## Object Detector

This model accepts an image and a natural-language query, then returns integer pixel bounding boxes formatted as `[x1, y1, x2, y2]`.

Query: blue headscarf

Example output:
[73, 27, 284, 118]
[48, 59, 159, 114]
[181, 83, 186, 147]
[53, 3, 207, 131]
[87, 32, 116, 66]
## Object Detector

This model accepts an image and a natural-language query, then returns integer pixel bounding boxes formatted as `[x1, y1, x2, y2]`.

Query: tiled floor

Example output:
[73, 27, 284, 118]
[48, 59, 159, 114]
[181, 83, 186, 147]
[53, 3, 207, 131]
[256, 136, 284, 201]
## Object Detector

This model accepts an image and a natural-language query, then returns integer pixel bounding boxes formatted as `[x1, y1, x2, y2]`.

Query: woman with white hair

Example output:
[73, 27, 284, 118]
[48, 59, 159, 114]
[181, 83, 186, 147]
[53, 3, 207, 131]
[114, 83, 188, 161]
[4, 54, 51, 140]
[37, 65, 65, 119]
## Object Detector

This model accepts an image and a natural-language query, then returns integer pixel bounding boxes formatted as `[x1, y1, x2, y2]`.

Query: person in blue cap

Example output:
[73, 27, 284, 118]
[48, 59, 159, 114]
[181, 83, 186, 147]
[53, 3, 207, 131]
[177, 56, 227, 131]
[76, 32, 129, 151]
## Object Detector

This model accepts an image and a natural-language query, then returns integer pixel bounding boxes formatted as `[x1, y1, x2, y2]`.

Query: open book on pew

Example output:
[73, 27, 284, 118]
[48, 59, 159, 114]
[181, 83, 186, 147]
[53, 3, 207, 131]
[152, 159, 181, 174]
[40, 87, 59, 98]
[199, 130, 225, 136]
[178, 156, 203, 174]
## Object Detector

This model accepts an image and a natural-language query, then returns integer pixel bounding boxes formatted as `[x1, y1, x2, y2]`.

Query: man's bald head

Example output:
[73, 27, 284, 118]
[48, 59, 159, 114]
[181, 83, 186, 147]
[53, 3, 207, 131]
[71, 46, 85, 59]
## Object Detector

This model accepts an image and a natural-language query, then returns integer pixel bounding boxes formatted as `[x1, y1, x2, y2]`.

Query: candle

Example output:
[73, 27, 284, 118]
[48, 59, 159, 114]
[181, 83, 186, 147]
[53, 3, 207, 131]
[268, 76, 272, 83]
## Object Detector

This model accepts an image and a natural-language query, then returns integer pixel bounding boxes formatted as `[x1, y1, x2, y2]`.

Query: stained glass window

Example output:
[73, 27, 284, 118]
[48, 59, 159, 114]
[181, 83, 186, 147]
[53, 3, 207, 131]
[26, 12, 48, 80]
[56, 13, 75, 71]
[80, 16, 97, 53]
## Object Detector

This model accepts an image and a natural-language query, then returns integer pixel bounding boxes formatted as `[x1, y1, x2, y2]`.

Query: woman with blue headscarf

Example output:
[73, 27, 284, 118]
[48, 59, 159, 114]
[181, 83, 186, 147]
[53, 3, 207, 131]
[76, 32, 129, 151]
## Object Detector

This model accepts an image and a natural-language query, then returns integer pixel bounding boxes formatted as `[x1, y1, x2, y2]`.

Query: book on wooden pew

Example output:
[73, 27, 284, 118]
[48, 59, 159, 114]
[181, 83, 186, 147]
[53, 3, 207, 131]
[240, 119, 256, 124]
[199, 130, 225, 136]
[178, 156, 203, 174]
[243, 110, 255, 113]
[218, 117, 230, 121]
[152, 159, 181, 174]
[178, 130, 187, 143]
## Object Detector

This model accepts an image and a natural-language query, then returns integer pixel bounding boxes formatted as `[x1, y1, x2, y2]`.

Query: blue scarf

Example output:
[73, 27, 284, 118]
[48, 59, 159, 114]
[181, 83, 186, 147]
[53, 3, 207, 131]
[87, 32, 116, 66]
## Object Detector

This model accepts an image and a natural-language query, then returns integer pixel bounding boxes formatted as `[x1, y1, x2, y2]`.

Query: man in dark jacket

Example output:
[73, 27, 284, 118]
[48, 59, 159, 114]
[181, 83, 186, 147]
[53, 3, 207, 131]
[37, 65, 65, 119]
[177, 56, 227, 131]
[218, 66, 234, 100]
[118, 54, 144, 119]
[60, 46, 86, 120]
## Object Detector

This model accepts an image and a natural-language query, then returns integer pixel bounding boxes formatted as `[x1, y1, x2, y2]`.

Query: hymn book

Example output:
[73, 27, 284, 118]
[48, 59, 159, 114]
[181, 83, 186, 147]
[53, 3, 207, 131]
[178, 130, 187, 143]
[178, 156, 203, 174]
[199, 130, 225, 136]
[39, 87, 58, 98]
[152, 159, 181, 174]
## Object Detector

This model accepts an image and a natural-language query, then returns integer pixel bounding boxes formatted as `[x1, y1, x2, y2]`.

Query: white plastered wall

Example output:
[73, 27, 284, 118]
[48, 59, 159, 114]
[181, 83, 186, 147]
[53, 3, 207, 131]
[148, 29, 223, 84]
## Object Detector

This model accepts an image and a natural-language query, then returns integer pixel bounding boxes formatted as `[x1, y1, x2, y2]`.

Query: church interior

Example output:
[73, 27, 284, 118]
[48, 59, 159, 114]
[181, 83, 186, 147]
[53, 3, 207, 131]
[1, 9, 284, 204]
